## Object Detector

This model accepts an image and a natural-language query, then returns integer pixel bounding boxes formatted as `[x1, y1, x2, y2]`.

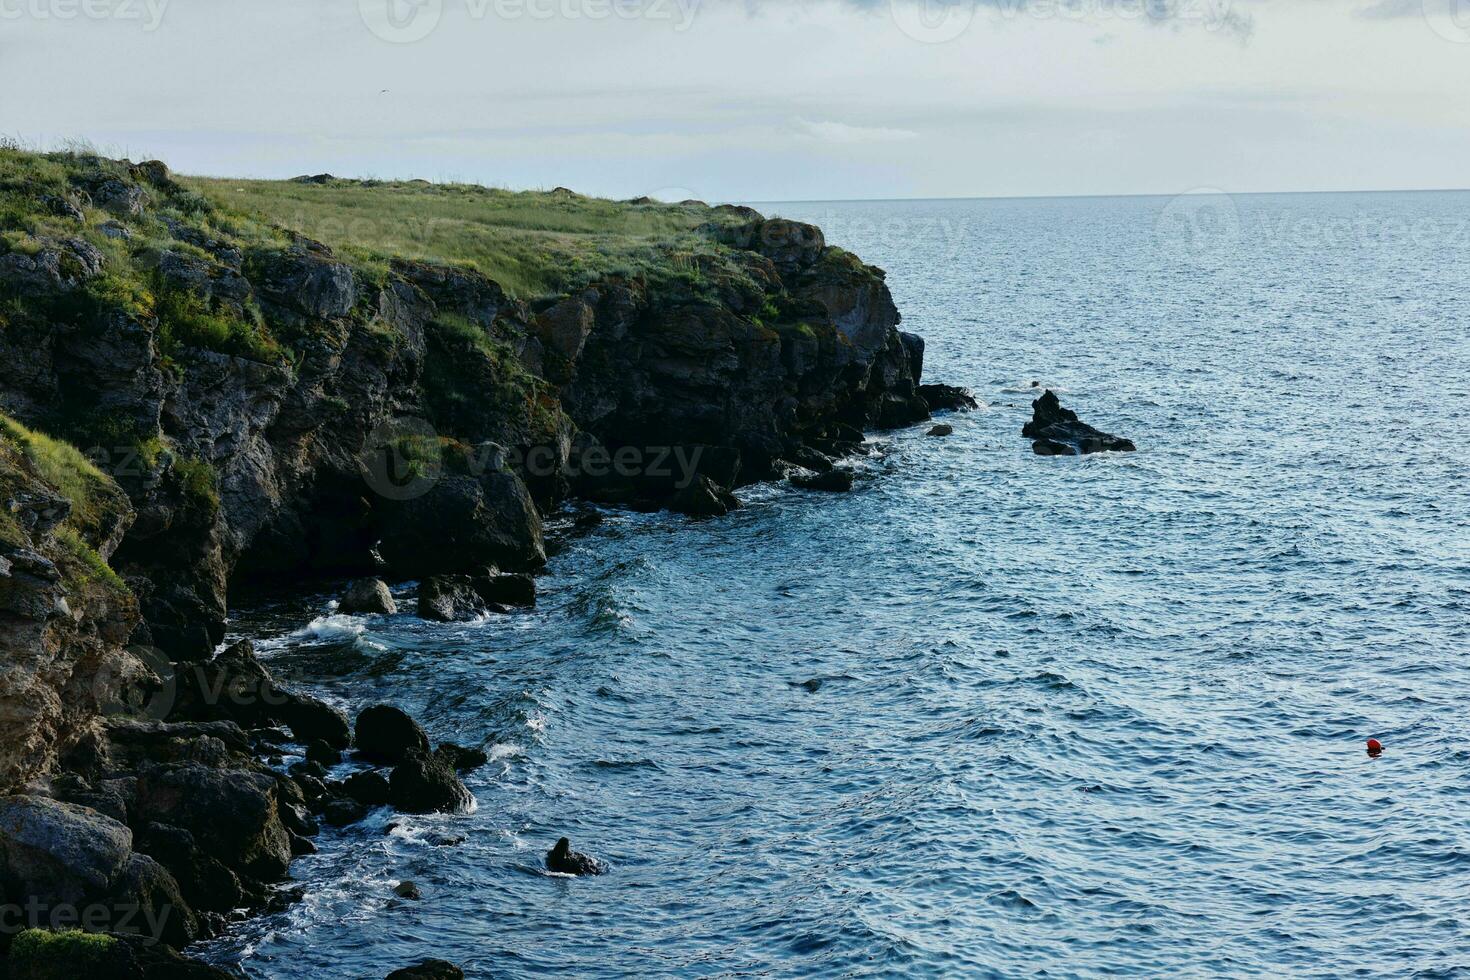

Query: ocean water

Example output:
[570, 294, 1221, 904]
[204, 192, 1470, 978]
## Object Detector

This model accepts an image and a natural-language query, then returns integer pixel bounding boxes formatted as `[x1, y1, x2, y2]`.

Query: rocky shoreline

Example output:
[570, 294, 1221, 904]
[0, 149, 973, 976]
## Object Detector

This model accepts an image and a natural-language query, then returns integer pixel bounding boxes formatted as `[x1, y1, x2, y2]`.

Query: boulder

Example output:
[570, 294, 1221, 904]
[338, 578, 396, 615]
[545, 837, 606, 876]
[376, 469, 545, 581]
[170, 640, 352, 749]
[389, 752, 473, 814]
[791, 469, 854, 493]
[668, 475, 740, 518]
[1022, 390, 1135, 455]
[5, 929, 235, 980]
[417, 574, 485, 622]
[434, 743, 488, 773]
[927, 424, 953, 437]
[342, 770, 393, 806]
[386, 961, 465, 980]
[304, 739, 340, 767]
[392, 880, 421, 900]
[0, 796, 132, 905]
[355, 706, 430, 764]
[919, 383, 979, 412]
[130, 764, 292, 885]
[322, 799, 368, 827]
[474, 571, 535, 609]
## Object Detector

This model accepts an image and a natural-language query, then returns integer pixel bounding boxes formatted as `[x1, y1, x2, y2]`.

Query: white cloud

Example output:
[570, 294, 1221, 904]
[798, 119, 921, 143]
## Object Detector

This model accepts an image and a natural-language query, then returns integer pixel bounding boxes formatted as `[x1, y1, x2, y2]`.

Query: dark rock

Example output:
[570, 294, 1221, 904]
[385, 961, 465, 980]
[545, 837, 606, 876]
[927, 423, 953, 437]
[339, 577, 397, 615]
[919, 383, 979, 412]
[322, 799, 368, 827]
[791, 469, 853, 493]
[6, 929, 235, 980]
[389, 752, 473, 814]
[376, 468, 545, 581]
[290, 834, 318, 856]
[1022, 390, 1135, 455]
[288, 761, 328, 782]
[434, 743, 488, 773]
[304, 740, 340, 767]
[170, 641, 350, 749]
[0, 796, 197, 947]
[417, 574, 485, 622]
[130, 763, 293, 885]
[392, 880, 421, 900]
[668, 475, 740, 518]
[355, 706, 430, 764]
[343, 770, 393, 806]
[474, 571, 535, 609]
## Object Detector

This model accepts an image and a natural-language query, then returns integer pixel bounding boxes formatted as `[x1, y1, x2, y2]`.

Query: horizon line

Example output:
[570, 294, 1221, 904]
[742, 185, 1470, 206]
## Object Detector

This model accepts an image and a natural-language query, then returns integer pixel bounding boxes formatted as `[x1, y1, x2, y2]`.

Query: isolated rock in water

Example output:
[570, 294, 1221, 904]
[385, 961, 465, 980]
[339, 578, 397, 615]
[389, 752, 474, 814]
[546, 837, 606, 876]
[919, 383, 979, 413]
[791, 469, 854, 493]
[927, 424, 953, 437]
[355, 705, 430, 764]
[1022, 390, 1135, 455]
[393, 880, 422, 900]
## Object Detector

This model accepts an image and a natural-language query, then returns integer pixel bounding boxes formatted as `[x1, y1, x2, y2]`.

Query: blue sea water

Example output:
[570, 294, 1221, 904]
[205, 192, 1470, 978]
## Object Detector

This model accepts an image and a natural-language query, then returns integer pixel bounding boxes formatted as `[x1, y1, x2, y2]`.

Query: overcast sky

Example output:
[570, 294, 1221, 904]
[3, 0, 1469, 201]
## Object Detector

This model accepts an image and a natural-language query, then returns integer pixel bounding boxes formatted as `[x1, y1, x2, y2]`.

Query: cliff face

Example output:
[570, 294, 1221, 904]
[1, 151, 931, 667]
[0, 149, 945, 962]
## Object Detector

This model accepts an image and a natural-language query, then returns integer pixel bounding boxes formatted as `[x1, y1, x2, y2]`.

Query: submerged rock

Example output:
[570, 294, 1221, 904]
[791, 469, 854, 493]
[927, 424, 953, 437]
[545, 837, 606, 876]
[339, 578, 397, 615]
[1022, 390, 1135, 455]
[385, 961, 464, 980]
[393, 880, 421, 900]
[434, 742, 489, 773]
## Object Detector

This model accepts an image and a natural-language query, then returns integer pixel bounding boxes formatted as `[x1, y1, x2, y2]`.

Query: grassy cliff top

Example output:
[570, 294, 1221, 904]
[184, 174, 748, 298]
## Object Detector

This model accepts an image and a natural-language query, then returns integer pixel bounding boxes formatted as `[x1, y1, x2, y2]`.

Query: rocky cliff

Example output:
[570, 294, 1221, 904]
[0, 148, 959, 969]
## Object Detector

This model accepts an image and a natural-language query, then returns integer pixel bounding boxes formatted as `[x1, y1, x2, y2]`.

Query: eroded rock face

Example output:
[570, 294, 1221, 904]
[1022, 390, 1136, 455]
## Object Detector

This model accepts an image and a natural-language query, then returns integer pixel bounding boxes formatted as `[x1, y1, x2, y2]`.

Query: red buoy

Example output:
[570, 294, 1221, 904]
[1366, 738, 1383, 757]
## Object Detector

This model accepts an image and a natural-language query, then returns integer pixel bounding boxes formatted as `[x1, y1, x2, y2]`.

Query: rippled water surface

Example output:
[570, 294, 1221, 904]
[207, 193, 1470, 978]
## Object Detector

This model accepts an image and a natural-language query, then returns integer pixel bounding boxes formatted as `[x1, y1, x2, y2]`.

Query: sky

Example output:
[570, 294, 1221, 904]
[2, 0, 1470, 201]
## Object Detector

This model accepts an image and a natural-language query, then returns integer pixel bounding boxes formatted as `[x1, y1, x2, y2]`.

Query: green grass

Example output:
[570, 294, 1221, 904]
[7, 928, 120, 979]
[184, 175, 748, 299]
[0, 412, 119, 538]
